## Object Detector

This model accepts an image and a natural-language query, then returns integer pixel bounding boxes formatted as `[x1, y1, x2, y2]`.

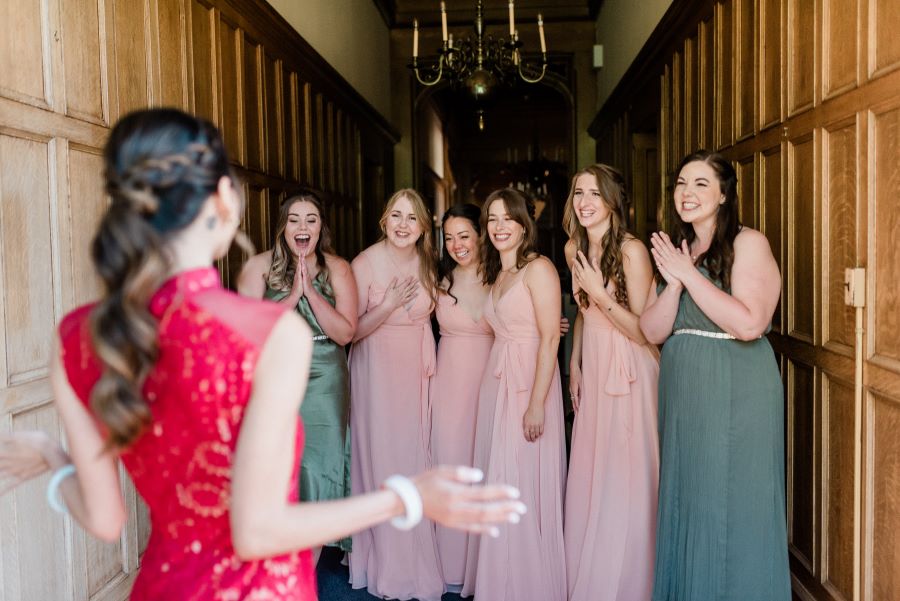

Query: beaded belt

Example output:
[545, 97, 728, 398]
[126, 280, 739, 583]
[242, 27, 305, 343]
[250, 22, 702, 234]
[672, 328, 736, 340]
[311, 334, 330, 342]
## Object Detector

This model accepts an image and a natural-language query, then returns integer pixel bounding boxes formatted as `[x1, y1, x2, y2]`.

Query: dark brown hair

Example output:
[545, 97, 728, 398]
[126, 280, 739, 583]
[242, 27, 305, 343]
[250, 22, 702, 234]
[266, 191, 335, 292]
[438, 203, 482, 303]
[671, 150, 741, 290]
[479, 188, 538, 285]
[90, 108, 232, 449]
[562, 164, 633, 309]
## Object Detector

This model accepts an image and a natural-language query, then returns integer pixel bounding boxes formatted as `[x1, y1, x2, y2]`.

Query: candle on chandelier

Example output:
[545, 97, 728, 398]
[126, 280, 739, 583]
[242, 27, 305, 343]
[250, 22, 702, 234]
[413, 18, 419, 58]
[508, 1, 515, 37]
[441, 2, 448, 42]
[538, 13, 546, 53]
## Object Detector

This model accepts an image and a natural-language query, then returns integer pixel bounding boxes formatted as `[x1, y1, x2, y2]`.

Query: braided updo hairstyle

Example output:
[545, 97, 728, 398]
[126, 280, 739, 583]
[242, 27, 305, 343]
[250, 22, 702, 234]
[90, 108, 232, 449]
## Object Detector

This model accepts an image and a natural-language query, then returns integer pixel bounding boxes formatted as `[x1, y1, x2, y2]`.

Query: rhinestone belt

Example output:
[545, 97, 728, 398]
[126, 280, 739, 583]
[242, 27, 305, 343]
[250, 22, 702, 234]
[672, 328, 736, 340]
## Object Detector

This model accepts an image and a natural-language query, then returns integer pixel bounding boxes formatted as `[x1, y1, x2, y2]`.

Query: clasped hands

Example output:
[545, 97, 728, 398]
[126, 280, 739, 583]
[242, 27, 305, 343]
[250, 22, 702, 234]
[650, 232, 697, 287]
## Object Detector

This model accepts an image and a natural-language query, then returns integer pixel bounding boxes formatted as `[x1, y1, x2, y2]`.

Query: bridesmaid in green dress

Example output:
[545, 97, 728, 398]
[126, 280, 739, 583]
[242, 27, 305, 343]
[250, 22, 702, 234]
[640, 151, 791, 601]
[238, 192, 357, 564]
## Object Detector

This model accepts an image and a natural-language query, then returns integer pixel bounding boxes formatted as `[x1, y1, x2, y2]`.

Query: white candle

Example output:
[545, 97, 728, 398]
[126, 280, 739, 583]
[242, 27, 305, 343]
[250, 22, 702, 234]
[413, 19, 419, 58]
[508, 1, 515, 37]
[441, 2, 448, 42]
[538, 14, 546, 53]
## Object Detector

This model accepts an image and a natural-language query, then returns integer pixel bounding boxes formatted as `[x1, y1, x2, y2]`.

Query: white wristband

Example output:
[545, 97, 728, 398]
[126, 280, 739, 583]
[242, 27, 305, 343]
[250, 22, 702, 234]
[47, 464, 76, 514]
[382, 475, 423, 531]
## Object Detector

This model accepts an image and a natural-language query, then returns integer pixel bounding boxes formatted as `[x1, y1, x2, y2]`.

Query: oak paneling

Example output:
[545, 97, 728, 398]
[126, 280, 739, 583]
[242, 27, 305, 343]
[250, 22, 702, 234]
[157, 0, 190, 110]
[761, 144, 783, 332]
[0, 0, 49, 107]
[673, 49, 685, 166]
[789, 359, 816, 570]
[759, 0, 782, 128]
[243, 35, 263, 171]
[737, 154, 756, 227]
[788, 132, 816, 343]
[736, 0, 756, 139]
[787, 0, 816, 115]
[0, 134, 55, 384]
[870, 392, 900, 600]
[61, 0, 106, 123]
[823, 118, 858, 352]
[870, 0, 900, 77]
[715, 0, 734, 148]
[870, 103, 900, 366]
[823, 375, 855, 600]
[264, 52, 281, 177]
[67, 146, 106, 306]
[282, 68, 297, 181]
[190, 0, 217, 122]
[823, 0, 858, 97]
[113, 0, 150, 115]
[700, 18, 715, 149]
[218, 16, 242, 162]
[686, 34, 700, 153]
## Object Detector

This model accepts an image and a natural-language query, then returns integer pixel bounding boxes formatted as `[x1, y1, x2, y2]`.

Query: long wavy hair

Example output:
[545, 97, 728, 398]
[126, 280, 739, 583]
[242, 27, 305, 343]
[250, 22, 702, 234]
[90, 108, 233, 449]
[266, 191, 335, 292]
[562, 164, 632, 309]
[479, 188, 538, 286]
[379, 189, 438, 303]
[671, 150, 741, 290]
[438, 203, 482, 303]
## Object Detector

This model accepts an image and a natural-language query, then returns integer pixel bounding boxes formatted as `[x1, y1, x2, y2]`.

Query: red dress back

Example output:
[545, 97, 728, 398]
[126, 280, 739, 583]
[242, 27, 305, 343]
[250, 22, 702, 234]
[58, 268, 317, 600]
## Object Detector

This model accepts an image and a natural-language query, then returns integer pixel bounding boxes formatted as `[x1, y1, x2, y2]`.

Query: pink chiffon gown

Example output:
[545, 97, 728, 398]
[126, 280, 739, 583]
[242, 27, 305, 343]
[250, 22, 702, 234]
[430, 291, 494, 588]
[564, 293, 660, 601]
[463, 265, 567, 601]
[348, 251, 444, 601]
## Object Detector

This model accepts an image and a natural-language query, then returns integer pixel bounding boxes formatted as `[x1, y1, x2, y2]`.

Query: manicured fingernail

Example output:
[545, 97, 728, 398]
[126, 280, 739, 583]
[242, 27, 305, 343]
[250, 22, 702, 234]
[506, 486, 521, 499]
[515, 502, 527, 514]
[460, 467, 484, 482]
[489, 527, 500, 538]
[508, 513, 520, 524]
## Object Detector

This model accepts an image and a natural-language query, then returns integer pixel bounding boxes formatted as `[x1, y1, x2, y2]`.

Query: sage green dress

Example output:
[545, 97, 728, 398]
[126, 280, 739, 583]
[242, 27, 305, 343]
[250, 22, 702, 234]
[652, 270, 791, 601]
[265, 272, 351, 551]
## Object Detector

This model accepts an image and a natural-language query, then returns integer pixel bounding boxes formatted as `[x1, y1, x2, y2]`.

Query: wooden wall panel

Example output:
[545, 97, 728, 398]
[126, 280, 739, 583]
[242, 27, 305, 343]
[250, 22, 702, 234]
[823, 118, 858, 352]
[870, 392, 900, 600]
[157, 0, 190, 110]
[0, 135, 55, 384]
[282, 68, 297, 181]
[314, 92, 325, 188]
[243, 36, 263, 171]
[871, 103, 900, 366]
[823, 376, 855, 600]
[870, 0, 900, 77]
[67, 146, 106, 306]
[113, 0, 151, 115]
[737, 154, 756, 227]
[302, 81, 314, 183]
[787, 0, 816, 115]
[715, 0, 734, 148]
[761, 144, 783, 332]
[759, 0, 782, 128]
[789, 359, 816, 570]
[736, 0, 756, 139]
[218, 16, 242, 163]
[788, 133, 816, 343]
[672, 49, 685, 166]
[686, 34, 700, 153]
[190, 0, 216, 122]
[264, 52, 282, 177]
[699, 18, 715, 149]
[61, 0, 106, 124]
[824, 0, 858, 97]
[0, 0, 49, 107]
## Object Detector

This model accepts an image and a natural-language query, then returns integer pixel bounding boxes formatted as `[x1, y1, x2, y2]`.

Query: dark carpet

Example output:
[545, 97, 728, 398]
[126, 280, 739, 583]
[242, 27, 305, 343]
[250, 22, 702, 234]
[316, 547, 466, 601]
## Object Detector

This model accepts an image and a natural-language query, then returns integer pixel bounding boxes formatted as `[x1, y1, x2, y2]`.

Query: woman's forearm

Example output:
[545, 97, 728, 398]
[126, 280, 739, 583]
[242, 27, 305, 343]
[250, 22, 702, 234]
[529, 333, 561, 409]
[569, 313, 584, 370]
[680, 270, 768, 340]
[589, 296, 647, 345]
[305, 288, 355, 345]
[639, 284, 681, 344]
[353, 302, 395, 342]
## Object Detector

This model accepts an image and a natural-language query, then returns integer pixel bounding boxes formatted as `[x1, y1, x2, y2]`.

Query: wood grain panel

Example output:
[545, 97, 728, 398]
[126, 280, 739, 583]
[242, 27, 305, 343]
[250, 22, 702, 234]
[302, 81, 313, 183]
[870, 392, 900, 600]
[157, 0, 190, 109]
[84, 527, 124, 596]
[788, 0, 816, 115]
[218, 16, 242, 163]
[788, 133, 816, 342]
[61, 0, 106, 123]
[736, 0, 756, 139]
[0, 135, 55, 384]
[282, 68, 297, 180]
[871, 0, 900, 77]
[716, 0, 734, 148]
[699, 18, 715, 150]
[823, 0, 858, 97]
[0, 0, 48, 107]
[327, 101, 336, 191]
[871, 103, 900, 365]
[761, 145, 783, 332]
[672, 49, 684, 165]
[264, 52, 281, 177]
[190, 0, 216, 122]
[788, 359, 816, 569]
[67, 147, 106, 306]
[686, 34, 700, 154]
[737, 154, 756, 227]
[314, 91, 325, 188]
[760, 0, 782, 127]
[243, 35, 263, 171]
[246, 185, 268, 252]
[113, 0, 150, 115]
[822, 375, 855, 600]
[823, 119, 857, 351]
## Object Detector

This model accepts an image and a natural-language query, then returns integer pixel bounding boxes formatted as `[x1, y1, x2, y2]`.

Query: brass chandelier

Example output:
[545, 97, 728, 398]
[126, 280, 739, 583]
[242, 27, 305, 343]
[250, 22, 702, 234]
[408, 0, 549, 104]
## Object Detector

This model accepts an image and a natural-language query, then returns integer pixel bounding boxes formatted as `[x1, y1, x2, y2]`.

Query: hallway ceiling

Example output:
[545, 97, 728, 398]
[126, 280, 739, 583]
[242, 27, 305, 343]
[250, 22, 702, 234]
[375, 0, 603, 27]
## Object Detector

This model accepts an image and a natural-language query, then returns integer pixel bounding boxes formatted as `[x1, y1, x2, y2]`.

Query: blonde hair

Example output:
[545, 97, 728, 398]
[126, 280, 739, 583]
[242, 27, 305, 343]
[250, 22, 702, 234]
[379, 189, 437, 303]
[266, 192, 334, 291]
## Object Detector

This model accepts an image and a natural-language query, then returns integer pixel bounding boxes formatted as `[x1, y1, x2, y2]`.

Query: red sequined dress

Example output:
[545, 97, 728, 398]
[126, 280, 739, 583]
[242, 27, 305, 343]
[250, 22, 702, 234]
[58, 268, 317, 600]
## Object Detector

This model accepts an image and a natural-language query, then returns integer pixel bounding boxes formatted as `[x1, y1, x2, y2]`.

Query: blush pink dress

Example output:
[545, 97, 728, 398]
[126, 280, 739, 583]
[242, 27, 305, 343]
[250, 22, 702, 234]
[564, 293, 660, 601]
[430, 290, 494, 588]
[348, 250, 444, 601]
[463, 264, 567, 601]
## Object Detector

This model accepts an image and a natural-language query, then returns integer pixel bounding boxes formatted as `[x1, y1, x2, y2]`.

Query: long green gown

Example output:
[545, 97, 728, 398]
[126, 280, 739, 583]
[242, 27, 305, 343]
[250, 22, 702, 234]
[652, 270, 791, 601]
[265, 272, 351, 551]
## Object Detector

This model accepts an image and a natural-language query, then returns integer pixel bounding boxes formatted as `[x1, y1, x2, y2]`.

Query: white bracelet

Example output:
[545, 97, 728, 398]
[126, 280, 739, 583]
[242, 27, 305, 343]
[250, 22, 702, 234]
[382, 475, 423, 531]
[47, 464, 76, 514]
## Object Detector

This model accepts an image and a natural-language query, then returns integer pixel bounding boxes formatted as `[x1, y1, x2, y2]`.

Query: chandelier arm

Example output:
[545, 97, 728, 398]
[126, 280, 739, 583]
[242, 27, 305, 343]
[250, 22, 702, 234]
[412, 55, 445, 86]
[517, 56, 548, 84]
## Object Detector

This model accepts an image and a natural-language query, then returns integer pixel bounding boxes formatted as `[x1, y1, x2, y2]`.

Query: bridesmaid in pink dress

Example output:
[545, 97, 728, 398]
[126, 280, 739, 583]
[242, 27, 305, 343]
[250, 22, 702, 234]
[562, 164, 660, 601]
[466, 188, 567, 601]
[349, 189, 444, 601]
[431, 204, 493, 590]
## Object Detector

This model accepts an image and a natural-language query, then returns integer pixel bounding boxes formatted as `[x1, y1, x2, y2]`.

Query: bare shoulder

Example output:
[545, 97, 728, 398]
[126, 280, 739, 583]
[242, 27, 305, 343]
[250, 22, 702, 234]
[324, 253, 352, 276]
[734, 227, 774, 256]
[564, 239, 577, 264]
[243, 250, 274, 273]
[622, 235, 650, 263]
[525, 255, 559, 283]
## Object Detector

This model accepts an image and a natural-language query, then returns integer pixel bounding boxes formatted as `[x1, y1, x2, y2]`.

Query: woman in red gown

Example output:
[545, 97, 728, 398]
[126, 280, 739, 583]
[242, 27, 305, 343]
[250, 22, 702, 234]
[0, 109, 525, 600]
